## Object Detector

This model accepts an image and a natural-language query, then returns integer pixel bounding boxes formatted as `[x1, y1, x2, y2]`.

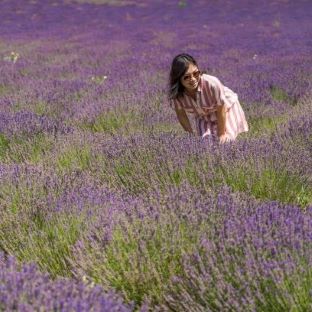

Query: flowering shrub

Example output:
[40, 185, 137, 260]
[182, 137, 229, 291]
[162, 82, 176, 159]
[0, 253, 133, 311]
[0, 0, 311, 310]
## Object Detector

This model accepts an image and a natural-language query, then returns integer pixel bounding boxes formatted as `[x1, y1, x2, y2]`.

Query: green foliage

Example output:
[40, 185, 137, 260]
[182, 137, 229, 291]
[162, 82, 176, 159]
[33, 100, 48, 115]
[270, 86, 297, 106]
[76, 215, 213, 307]
[169, 169, 183, 186]
[1, 174, 48, 216]
[219, 165, 312, 207]
[0, 176, 86, 277]
[0, 84, 12, 96]
[183, 157, 206, 188]
[255, 261, 312, 311]
[95, 149, 158, 194]
[0, 133, 10, 159]
[164, 242, 312, 312]
[81, 110, 141, 134]
[0, 213, 83, 277]
[56, 145, 92, 173]
[146, 122, 181, 134]
[270, 86, 290, 102]
[93, 140, 311, 208]
[113, 160, 149, 192]
[246, 115, 285, 137]
[2, 133, 53, 163]
[178, 0, 187, 8]
[94, 147, 217, 197]
[96, 149, 211, 195]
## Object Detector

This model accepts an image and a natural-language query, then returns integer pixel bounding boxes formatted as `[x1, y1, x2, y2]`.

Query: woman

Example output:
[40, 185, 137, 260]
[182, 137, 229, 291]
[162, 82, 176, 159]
[169, 53, 248, 143]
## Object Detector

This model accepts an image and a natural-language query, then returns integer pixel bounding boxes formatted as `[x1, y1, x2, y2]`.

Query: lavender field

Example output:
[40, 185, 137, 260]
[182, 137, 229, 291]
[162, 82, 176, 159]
[0, 0, 312, 311]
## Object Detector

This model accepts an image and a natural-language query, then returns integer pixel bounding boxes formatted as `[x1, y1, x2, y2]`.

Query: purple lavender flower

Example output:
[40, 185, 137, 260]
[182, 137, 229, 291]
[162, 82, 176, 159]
[0, 253, 133, 311]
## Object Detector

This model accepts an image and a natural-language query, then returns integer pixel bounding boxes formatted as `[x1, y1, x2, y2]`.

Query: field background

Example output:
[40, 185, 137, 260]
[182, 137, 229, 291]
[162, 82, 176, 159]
[0, 0, 311, 311]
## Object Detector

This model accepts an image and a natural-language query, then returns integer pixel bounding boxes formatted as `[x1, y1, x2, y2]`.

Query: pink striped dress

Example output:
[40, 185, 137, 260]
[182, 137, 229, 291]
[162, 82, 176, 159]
[171, 74, 248, 140]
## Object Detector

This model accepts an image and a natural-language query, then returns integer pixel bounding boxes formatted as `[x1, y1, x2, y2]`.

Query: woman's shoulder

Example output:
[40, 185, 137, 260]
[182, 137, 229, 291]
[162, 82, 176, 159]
[201, 74, 221, 87]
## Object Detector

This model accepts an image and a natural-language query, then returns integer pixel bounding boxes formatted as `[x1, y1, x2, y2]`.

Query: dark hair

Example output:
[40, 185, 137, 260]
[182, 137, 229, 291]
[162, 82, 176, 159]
[168, 53, 198, 100]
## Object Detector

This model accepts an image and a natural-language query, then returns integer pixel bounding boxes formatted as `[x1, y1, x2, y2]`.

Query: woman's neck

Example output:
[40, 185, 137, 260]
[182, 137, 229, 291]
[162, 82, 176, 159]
[185, 89, 197, 100]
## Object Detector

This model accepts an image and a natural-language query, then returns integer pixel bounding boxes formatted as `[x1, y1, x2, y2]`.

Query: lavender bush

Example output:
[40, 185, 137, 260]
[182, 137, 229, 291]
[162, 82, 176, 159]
[0, 253, 133, 311]
[0, 0, 311, 310]
[163, 200, 312, 311]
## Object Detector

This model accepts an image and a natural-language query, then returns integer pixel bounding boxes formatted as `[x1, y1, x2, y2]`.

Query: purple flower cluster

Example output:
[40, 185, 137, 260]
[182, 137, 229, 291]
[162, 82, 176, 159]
[0, 253, 133, 312]
[164, 198, 312, 311]
[0, 111, 71, 138]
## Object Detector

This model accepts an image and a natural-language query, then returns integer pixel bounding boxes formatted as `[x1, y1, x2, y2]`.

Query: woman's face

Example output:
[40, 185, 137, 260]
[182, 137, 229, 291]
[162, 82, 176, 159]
[180, 63, 201, 93]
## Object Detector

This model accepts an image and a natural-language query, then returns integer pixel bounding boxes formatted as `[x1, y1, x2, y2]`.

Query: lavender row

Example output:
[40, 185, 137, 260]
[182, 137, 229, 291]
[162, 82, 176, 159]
[0, 0, 311, 125]
[0, 253, 133, 312]
[0, 0, 311, 310]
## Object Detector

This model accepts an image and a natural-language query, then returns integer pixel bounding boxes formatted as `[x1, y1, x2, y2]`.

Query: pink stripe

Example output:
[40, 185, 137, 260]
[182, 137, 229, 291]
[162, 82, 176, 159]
[210, 85, 218, 107]
[226, 111, 235, 138]
[231, 104, 240, 130]
[202, 81, 213, 108]
[233, 102, 242, 126]
[234, 101, 248, 132]
[185, 108, 194, 113]
[184, 95, 191, 109]
[237, 102, 248, 131]
[204, 77, 214, 107]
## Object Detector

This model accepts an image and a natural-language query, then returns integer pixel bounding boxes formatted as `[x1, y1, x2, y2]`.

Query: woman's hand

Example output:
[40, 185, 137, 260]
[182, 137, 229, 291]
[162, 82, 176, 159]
[219, 133, 232, 144]
[175, 106, 193, 134]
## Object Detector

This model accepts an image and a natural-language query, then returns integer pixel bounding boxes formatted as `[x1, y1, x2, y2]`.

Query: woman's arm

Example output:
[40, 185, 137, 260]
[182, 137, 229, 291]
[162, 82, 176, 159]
[175, 106, 193, 134]
[216, 105, 226, 136]
[216, 104, 229, 143]
[213, 78, 233, 143]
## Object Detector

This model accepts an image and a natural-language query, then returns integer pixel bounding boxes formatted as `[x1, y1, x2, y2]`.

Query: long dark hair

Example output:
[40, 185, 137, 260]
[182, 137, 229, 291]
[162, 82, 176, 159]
[168, 53, 198, 100]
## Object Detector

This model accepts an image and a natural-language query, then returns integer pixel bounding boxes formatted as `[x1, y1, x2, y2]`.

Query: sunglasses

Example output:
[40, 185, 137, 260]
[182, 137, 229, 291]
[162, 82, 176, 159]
[182, 70, 201, 81]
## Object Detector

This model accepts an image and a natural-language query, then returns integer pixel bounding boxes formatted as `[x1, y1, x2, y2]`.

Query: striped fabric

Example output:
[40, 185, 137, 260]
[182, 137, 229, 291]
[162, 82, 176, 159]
[171, 74, 248, 140]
